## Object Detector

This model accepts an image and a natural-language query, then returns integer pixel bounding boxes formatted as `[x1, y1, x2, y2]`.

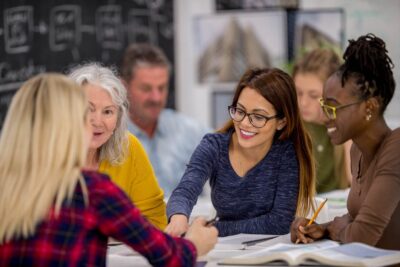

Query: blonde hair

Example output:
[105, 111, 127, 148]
[68, 63, 129, 165]
[0, 73, 88, 243]
[292, 48, 342, 82]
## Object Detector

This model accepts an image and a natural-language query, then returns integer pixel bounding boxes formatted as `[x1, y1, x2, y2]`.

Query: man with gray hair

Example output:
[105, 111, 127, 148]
[121, 43, 210, 198]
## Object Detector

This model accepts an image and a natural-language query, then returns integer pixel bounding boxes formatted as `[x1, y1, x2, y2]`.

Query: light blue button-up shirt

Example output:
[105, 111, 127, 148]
[128, 109, 211, 197]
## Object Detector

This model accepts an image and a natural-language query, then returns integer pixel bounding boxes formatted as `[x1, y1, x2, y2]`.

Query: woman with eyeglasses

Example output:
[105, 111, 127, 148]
[291, 34, 400, 250]
[293, 48, 352, 193]
[165, 68, 316, 237]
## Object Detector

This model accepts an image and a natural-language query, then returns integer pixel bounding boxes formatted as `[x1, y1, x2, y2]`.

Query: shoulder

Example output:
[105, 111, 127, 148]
[82, 170, 112, 189]
[160, 109, 211, 133]
[381, 128, 400, 152]
[122, 131, 148, 163]
[200, 131, 229, 147]
[126, 131, 141, 148]
[275, 138, 296, 154]
[82, 170, 127, 197]
[375, 128, 400, 173]
[388, 127, 400, 142]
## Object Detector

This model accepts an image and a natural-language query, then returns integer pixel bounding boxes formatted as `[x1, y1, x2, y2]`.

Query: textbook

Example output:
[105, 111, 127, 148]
[218, 240, 400, 267]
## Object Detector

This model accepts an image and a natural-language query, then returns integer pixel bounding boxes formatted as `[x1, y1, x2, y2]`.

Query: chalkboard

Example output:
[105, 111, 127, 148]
[0, 0, 174, 129]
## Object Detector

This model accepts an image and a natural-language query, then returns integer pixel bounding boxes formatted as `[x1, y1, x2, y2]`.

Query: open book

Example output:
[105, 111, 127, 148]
[218, 240, 400, 267]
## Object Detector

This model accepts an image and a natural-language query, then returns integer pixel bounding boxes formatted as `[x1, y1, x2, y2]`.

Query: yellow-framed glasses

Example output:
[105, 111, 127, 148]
[319, 98, 363, 120]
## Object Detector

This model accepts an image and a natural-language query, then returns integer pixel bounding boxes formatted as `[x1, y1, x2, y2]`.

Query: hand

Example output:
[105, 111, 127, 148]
[290, 217, 327, 244]
[327, 214, 352, 241]
[184, 217, 218, 256]
[164, 214, 189, 237]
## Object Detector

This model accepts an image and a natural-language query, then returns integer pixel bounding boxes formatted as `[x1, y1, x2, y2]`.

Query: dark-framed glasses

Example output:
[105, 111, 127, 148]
[228, 105, 278, 128]
[319, 98, 363, 120]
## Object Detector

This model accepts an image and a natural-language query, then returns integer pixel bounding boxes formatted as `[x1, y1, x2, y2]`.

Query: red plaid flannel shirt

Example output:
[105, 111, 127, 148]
[0, 171, 196, 266]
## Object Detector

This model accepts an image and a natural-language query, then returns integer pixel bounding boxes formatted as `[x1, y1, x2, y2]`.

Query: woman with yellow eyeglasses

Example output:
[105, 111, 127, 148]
[291, 34, 400, 250]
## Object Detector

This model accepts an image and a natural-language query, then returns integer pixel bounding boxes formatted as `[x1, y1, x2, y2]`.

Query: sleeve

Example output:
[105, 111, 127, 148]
[167, 134, 218, 219]
[340, 133, 400, 245]
[90, 174, 197, 267]
[127, 134, 168, 230]
[216, 142, 299, 236]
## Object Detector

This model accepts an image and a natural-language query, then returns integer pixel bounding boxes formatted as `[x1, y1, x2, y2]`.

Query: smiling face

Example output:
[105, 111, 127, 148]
[233, 87, 286, 151]
[294, 72, 325, 124]
[322, 75, 366, 145]
[84, 83, 118, 151]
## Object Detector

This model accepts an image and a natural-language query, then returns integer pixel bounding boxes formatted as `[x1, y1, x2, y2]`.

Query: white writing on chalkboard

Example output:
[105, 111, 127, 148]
[128, 9, 157, 44]
[49, 5, 81, 51]
[0, 61, 46, 91]
[4, 6, 33, 54]
[96, 5, 123, 49]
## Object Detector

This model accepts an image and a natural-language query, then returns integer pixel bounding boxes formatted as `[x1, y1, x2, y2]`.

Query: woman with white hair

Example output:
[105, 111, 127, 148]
[0, 73, 218, 266]
[68, 63, 167, 229]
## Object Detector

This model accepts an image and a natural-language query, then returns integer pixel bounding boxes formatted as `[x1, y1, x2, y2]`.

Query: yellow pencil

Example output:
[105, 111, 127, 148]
[307, 198, 328, 226]
[295, 198, 328, 244]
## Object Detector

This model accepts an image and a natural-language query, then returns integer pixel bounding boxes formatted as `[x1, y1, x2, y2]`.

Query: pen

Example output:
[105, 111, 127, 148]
[181, 216, 219, 237]
[205, 216, 220, 226]
[295, 198, 328, 244]
[241, 236, 278, 250]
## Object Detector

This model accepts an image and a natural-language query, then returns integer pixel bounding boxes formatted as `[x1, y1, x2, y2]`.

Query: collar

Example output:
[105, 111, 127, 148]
[127, 111, 167, 138]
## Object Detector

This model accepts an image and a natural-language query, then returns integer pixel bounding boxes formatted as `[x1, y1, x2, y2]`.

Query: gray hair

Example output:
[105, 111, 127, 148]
[68, 62, 129, 165]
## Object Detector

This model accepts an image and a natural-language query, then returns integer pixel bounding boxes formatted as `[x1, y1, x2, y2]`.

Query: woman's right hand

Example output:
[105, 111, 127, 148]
[290, 217, 327, 244]
[164, 214, 189, 237]
[184, 217, 218, 256]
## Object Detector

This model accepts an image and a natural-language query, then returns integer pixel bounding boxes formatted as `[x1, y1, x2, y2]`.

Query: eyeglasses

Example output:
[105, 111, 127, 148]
[228, 106, 278, 128]
[319, 98, 363, 120]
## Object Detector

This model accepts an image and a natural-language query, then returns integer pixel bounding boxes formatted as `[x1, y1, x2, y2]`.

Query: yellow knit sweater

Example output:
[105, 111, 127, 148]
[99, 133, 167, 229]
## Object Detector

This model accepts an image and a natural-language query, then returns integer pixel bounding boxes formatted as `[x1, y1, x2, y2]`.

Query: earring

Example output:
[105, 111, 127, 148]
[365, 109, 372, 121]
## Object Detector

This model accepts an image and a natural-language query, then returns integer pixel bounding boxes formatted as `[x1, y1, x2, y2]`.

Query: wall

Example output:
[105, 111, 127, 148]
[175, 0, 400, 129]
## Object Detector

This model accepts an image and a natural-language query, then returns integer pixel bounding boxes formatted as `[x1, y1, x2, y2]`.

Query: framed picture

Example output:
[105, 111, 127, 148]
[215, 0, 299, 11]
[292, 9, 344, 55]
[194, 10, 287, 84]
[212, 85, 235, 129]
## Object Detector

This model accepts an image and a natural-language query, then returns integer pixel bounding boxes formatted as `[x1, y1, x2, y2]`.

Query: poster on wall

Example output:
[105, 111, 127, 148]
[215, 0, 299, 11]
[212, 87, 235, 129]
[193, 10, 287, 84]
[292, 9, 344, 57]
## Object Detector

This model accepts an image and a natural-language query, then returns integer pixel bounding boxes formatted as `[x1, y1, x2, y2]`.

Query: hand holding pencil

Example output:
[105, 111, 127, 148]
[290, 198, 328, 244]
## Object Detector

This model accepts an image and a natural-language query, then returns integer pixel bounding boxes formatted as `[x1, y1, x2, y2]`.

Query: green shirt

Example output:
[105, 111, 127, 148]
[305, 122, 345, 193]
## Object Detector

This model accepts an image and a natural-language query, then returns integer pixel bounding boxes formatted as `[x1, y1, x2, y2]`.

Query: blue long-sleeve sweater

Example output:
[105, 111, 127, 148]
[167, 131, 299, 236]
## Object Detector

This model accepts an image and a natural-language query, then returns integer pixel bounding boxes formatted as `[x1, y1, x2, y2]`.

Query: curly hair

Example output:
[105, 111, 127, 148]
[339, 34, 395, 114]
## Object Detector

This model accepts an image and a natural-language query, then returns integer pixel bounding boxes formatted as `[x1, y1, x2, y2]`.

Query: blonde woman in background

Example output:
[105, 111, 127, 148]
[0, 73, 217, 266]
[293, 48, 351, 193]
[69, 63, 167, 229]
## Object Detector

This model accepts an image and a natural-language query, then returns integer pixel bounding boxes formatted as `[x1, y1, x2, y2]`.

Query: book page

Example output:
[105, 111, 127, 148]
[300, 243, 400, 267]
[219, 240, 339, 265]
[330, 243, 395, 258]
